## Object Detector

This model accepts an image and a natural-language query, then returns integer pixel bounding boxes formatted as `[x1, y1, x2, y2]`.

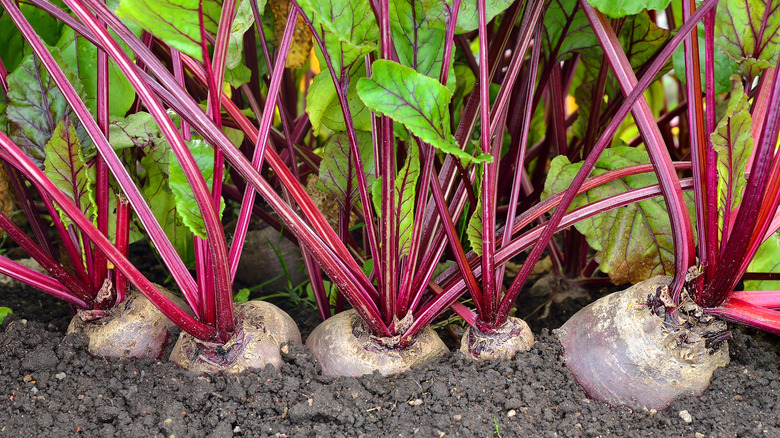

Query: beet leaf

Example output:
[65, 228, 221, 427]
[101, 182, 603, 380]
[715, 0, 780, 80]
[357, 60, 491, 164]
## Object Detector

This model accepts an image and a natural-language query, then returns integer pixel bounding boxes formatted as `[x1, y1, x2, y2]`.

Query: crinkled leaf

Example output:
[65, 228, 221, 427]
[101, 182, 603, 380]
[711, 78, 753, 235]
[673, 24, 740, 94]
[715, 0, 780, 79]
[618, 11, 670, 69]
[357, 60, 491, 164]
[543, 0, 600, 62]
[587, 0, 672, 18]
[168, 139, 226, 239]
[116, 0, 225, 61]
[316, 131, 376, 208]
[109, 111, 165, 150]
[297, 0, 378, 73]
[223, 0, 261, 86]
[542, 147, 678, 285]
[43, 118, 96, 226]
[5, 50, 83, 167]
[270, 0, 313, 68]
[306, 66, 371, 134]
[227, 0, 263, 70]
[745, 232, 780, 291]
[396, 141, 420, 256]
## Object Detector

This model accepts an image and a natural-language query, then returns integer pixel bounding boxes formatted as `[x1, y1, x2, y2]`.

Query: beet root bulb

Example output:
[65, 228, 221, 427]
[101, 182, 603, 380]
[555, 276, 729, 410]
[169, 301, 301, 375]
[460, 316, 534, 361]
[67, 285, 184, 359]
[306, 309, 448, 377]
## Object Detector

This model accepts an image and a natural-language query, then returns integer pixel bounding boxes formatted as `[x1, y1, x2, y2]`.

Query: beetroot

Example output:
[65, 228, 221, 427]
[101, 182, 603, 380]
[555, 276, 730, 410]
[306, 310, 448, 377]
[460, 317, 534, 361]
[169, 301, 301, 375]
[67, 286, 185, 359]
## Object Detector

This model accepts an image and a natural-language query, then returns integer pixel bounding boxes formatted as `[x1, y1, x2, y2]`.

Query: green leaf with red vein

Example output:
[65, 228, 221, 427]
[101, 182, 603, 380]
[543, 0, 600, 62]
[297, 0, 378, 73]
[395, 141, 420, 256]
[5, 49, 84, 167]
[587, 0, 672, 18]
[543, 146, 685, 285]
[715, 0, 780, 79]
[357, 60, 491, 164]
[391, 0, 446, 78]
[43, 117, 96, 227]
[116, 0, 225, 61]
[316, 131, 376, 209]
[168, 139, 225, 239]
[711, 79, 753, 236]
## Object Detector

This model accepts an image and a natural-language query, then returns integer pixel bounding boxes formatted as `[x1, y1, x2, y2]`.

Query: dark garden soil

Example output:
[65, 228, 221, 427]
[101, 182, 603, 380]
[0, 263, 778, 437]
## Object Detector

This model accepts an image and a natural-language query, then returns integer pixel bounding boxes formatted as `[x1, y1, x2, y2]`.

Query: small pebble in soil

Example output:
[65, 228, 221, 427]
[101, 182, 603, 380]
[55, 372, 66, 380]
[679, 410, 693, 423]
[408, 399, 423, 406]
[695, 433, 705, 438]
[507, 409, 517, 418]
[452, 414, 462, 421]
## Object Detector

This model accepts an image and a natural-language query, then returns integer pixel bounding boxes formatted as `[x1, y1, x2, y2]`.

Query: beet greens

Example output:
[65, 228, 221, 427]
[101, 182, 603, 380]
[1, 0, 779, 383]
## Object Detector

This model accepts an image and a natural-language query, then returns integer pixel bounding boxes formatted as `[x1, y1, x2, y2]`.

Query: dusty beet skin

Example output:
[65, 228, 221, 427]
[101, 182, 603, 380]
[0, 282, 778, 437]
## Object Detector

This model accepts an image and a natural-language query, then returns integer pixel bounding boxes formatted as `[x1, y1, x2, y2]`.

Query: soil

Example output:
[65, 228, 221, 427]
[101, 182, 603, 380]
[0, 264, 778, 437]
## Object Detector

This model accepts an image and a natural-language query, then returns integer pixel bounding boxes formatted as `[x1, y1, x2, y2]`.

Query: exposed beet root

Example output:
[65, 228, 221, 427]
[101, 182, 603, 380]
[555, 276, 730, 410]
[306, 309, 448, 377]
[67, 285, 184, 359]
[460, 316, 534, 361]
[234, 226, 306, 292]
[169, 301, 301, 375]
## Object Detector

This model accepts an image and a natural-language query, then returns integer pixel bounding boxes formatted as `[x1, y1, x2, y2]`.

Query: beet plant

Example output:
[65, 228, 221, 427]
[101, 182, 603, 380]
[538, 0, 780, 410]
[0, 0, 305, 371]
[270, 0, 710, 373]
[364, 0, 707, 367]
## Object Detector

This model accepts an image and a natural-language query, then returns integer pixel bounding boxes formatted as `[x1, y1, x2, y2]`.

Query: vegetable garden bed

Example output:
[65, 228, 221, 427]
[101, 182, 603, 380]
[1, 277, 777, 437]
